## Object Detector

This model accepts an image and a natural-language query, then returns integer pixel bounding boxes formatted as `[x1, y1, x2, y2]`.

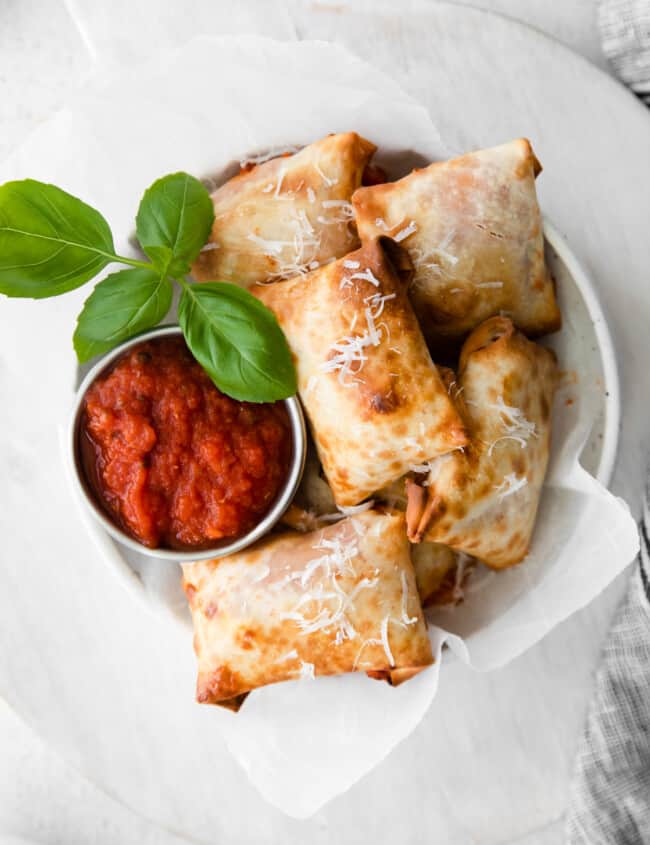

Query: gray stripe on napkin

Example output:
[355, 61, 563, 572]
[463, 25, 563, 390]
[598, 0, 650, 104]
[565, 510, 650, 842]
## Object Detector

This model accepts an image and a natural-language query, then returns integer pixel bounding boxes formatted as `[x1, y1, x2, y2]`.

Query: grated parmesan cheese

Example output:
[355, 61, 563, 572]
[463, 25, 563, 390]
[482, 395, 537, 455]
[314, 162, 338, 187]
[343, 259, 361, 270]
[200, 241, 220, 252]
[305, 374, 319, 395]
[239, 145, 301, 168]
[411, 230, 459, 270]
[318, 501, 375, 523]
[494, 473, 528, 501]
[400, 571, 418, 626]
[363, 292, 395, 317]
[404, 436, 423, 451]
[320, 294, 388, 387]
[247, 233, 292, 255]
[251, 564, 270, 583]
[307, 186, 316, 204]
[408, 453, 454, 486]
[321, 199, 355, 221]
[273, 165, 286, 198]
[283, 577, 376, 640]
[338, 501, 375, 517]
[393, 220, 418, 242]
[349, 267, 381, 287]
[276, 649, 298, 663]
[248, 206, 323, 281]
[353, 637, 382, 670]
[380, 616, 395, 667]
[277, 529, 383, 645]
[317, 205, 355, 225]
[298, 661, 316, 679]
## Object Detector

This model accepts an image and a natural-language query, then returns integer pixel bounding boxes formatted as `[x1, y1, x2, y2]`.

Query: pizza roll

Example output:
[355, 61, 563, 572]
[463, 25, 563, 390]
[257, 239, 468, 506]
[182, 510, 433, 708]
[192, 132, 376, 286]
[406, 316, 557, 568]
[352, 139, 561, 346]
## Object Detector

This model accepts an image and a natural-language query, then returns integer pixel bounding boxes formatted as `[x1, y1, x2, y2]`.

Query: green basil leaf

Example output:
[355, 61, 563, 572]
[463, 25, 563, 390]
[74, 335, 115, 363]
[73, 268, 173, 363]
[178, 282, 297, 402]
[135, 172, 214, 274]
[0, 179, 116, 298]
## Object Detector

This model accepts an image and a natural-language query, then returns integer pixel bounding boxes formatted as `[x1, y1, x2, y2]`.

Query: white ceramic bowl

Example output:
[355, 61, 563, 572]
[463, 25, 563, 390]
[542, 218, 619, 484]
[69, 325, 307, 563]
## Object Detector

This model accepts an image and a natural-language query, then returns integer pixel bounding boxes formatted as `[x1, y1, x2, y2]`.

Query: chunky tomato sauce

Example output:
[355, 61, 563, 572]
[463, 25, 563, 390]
[81, 336, 292, 550]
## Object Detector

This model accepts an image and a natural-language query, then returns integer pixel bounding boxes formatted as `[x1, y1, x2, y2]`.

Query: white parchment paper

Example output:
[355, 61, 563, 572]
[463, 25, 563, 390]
[0, 36, 639, 818]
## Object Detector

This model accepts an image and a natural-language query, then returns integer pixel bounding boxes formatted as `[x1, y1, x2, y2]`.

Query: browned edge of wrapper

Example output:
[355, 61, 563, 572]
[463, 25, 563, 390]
[458, 315, 515, 373]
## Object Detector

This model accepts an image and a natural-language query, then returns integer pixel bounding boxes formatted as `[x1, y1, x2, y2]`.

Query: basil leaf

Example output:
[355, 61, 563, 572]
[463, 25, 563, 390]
[0, 179, 116, 298]
[73, 268, 173, 363]
[178, 282, 297, 402]
[136, 172, 214, 275]
[74, 335, 115, 363]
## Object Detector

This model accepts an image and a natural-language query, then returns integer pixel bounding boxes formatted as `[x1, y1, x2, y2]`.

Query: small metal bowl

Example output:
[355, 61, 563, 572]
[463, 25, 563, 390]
[69, 325, 306, 562]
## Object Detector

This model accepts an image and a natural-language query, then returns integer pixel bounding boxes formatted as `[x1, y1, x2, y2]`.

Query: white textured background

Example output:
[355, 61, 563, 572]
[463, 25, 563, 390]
[0, 1, 627, 842]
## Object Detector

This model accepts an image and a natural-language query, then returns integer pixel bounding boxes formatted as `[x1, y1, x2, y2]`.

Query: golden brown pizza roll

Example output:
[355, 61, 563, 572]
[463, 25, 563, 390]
[256, 239, 468, 506]
[352, 139, 561, 346]
[182, 510, 433, 708]
[405, 316, 558, 568]
[411, 542, 458, 606]
[192, 132, 376, 286]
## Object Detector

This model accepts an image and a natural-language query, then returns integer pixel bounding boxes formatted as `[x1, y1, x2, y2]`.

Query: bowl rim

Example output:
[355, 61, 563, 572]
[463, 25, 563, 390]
[68, 325, 307, 563]
[543, 217, 620, 486]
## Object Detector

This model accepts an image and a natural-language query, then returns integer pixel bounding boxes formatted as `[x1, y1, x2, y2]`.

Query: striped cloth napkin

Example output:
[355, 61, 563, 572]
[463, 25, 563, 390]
[598, 0, 650, 105]
[566, 5, 650, 840]
[566, 515, 650, 841]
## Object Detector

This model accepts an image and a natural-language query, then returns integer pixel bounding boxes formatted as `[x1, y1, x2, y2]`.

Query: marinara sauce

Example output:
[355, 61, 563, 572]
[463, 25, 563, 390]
[80, 336, 292, 550]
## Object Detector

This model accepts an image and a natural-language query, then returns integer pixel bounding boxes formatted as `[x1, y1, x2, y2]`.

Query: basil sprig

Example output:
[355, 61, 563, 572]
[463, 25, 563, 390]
[0, 173, 297, 402]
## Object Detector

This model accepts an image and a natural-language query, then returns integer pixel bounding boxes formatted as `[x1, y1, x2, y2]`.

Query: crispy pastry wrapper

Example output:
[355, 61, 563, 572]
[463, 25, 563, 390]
[182, 511, 433, 708]
[406, 317, 558, 567]
[352, 138, 561, 347]
[257, 239, 467, 506]
[411, 542, 459, 606]
[278, 454, 464, 609]
[192, 132, 376, 286]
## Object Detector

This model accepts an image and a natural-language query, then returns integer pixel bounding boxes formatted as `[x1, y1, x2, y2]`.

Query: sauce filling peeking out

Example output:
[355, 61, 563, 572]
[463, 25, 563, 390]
[80, 336, 292, 550]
